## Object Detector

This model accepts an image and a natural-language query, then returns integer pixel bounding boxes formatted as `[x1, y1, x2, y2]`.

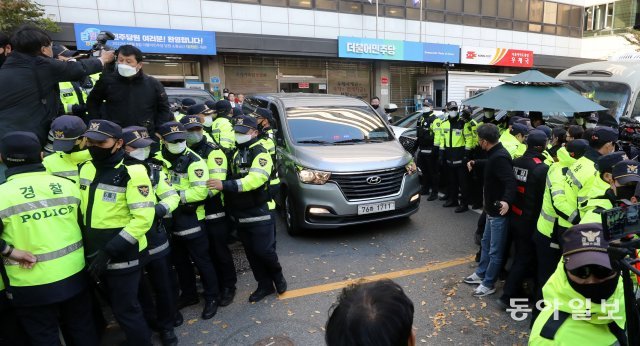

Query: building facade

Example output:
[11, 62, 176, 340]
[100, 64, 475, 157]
[36, 0, 639, 113]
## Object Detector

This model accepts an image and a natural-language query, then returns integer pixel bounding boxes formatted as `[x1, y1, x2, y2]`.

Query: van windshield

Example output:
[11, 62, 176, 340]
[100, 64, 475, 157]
[566, 81, 631, 120]
[286, 106, 394, 145]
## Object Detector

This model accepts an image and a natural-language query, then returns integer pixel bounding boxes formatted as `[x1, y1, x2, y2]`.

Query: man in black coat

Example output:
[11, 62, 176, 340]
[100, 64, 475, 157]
[464, 123, 517, 297]
[0, 26, 110, 146]
[498, 130, 550, 308]
[87, 45, 173, 136]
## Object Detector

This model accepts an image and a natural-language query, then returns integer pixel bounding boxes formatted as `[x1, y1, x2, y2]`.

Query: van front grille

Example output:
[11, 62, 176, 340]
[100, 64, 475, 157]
[329, 167, 406, 201]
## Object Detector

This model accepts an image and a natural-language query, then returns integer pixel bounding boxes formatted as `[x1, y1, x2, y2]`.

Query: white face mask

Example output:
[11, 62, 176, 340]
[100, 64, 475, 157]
[423, 106, 432, 112]
[129, 147, 150, 161]
[203, 116, 213, 127]
[585, 122, 597, 129]
[117, 64, 138, 77]
[166, 141, 186, 154]
[186, 132, 203, 146]
[448, 111, 458, 118]
[223, 93, 229, 98]
[235, 133, 252, 144]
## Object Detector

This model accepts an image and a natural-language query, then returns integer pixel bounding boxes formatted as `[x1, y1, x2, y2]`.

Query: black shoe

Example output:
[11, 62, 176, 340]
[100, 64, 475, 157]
[438, 194, 449, 201]
[174, 311, 184, 327]
[443, 201, 458, 208]
[249, 286, 276, 303]
[160, 329, 178, 346]
[496, 297, 510, 311]
[420, 189, 429, 195]
[177, 296, 199, 309]
[274, 275, 288, 295]
[219, 287, 236, 307]
[201, 300, 218, 320]
[427, 193, 438, 201]
[454, 205, 469, 213]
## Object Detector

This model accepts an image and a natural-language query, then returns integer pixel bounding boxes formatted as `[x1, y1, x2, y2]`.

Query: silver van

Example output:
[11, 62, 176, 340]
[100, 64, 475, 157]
[243, 94, 421, 235]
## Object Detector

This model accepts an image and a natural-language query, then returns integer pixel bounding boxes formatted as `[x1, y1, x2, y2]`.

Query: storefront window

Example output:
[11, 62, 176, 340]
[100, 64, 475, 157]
[463, 15, 481, 26]
[497, 0, 512, 18]
[385, 6, 405, 17]
[385, 0, 405, 5]
[261, 0, 287, 6]
[339, 1, 362, 13]
[463, 0, 480, 14]
[542, 24, 555, 34]
[570, 5, 582, 28]
[406, 8, 422, 20]
[496, 19, 512, 29]
[481, 17, 496, 28]
[529, 0, 543, 23]
[316, 0, 338, 10]
[481, 0, 497, 17]
[529, 23, 542, 32]
[363, 3, 377, 15]
[543, 1, 557, 24]
[446, 0, 463, 13]
[445, 13, 463, 24]
[427, 0, 444, 10]
[427, 10, 445, 22]
[513, 21, 528, 31]
[556, 26, 569, 36]
[290, 0, 313, 8]
[513, 0, 528, 21]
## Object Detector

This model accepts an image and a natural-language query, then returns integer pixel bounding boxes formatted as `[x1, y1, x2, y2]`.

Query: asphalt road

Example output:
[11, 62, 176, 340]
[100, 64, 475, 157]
[104, 199, 531, 345]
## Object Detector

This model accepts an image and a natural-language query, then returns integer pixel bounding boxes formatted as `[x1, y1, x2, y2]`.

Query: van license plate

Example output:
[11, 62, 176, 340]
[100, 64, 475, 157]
[358, 201, 395, 215]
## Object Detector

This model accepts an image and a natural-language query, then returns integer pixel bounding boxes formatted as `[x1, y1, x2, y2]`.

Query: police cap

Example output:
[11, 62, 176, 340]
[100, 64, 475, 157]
[187, 104, 214, 116]
[122, 126, 154, 148]
[84, 120, 122, 141]
[592, 126, 618, 143]
[158, 121, 187, 142]
[510, 123, 528, 136]
[252, 107, 274, 123]
[595, 151, 625, 174]
[1, 131, 41, 166]
[52, 44, 77, 59]
[562, 223, 611, 271]
[587, 112, 599, 123]
[565, 139, 589, 159]
[526, 130, 547, 147]
[215, 100, 232, 116]
[233, 115, 258, 134]
[179, 115, 204, 130]
[536, 125, 552, 139]
[612, 160, 640, 185]
[51, 115, 87, 152]
[205, 100, 216, 109]
[508, 116, 523, 126]
[181, 98, 196, 107]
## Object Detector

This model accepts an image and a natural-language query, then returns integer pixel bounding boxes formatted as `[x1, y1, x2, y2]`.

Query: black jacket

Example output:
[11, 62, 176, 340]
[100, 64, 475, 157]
[87, 69, 173, 135]
[511, 149, 549, 224]
[477, 142, 517, 217]
[0, 52, 103, 144]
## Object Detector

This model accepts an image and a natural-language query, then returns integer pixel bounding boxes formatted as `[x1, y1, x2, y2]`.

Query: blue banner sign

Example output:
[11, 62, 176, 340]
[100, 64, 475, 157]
[74, 23, 216, 55]
[338, 37, 459, 63]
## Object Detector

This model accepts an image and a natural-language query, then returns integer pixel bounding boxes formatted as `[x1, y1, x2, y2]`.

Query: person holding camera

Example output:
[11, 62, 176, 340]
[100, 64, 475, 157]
[86, 44, 173, 137]
[0, 25, 113, 181]
[529, 223, 626, 345]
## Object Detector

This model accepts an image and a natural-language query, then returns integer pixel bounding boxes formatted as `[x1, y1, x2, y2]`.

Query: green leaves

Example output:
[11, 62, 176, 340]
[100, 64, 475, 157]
[0, 0, 60, 34]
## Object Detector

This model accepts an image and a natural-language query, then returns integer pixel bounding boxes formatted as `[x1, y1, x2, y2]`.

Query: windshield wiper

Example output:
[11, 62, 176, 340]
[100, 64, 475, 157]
[297, 140, 331, 145]
[333, 138, 385, 144]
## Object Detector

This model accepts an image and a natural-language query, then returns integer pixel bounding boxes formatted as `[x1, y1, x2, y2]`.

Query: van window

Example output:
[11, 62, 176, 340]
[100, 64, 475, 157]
[286, 106, 393, 144]
[566, 80, 631, 120]
[631, 94, 640, 120]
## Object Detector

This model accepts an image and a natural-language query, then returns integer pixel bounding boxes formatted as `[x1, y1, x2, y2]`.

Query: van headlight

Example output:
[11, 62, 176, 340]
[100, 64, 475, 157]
[405, 161, 417, 175]
[297, 167, 331, 185]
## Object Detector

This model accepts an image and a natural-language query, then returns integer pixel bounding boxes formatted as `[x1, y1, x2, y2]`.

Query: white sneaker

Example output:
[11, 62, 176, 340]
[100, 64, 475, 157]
[473, 284, 496, 297]
[463, 273, 483, 285]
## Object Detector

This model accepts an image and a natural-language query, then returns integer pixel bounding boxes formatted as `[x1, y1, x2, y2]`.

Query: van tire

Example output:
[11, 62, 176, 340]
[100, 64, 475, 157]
[284, 192, 302, 236]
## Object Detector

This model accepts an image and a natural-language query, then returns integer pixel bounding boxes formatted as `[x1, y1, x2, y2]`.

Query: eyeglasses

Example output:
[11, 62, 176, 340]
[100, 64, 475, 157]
[569, 265, 616, 279]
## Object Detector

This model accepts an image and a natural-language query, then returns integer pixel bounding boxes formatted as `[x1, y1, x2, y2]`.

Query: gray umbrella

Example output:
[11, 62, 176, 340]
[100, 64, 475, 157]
[462, 70, 606, 113]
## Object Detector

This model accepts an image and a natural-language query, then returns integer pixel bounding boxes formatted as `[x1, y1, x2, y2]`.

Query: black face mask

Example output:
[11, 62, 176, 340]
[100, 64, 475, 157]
[372, 104, 379, 109]
[616, 184, 638, 201]
[89, 144, 115, 162]
[567, 272, 619, 304]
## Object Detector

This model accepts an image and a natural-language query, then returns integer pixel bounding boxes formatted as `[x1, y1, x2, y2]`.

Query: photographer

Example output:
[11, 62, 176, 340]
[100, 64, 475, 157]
[529, 223, 625, 345]
[87, 44, 173, 136]
[0, 25, 112, 162]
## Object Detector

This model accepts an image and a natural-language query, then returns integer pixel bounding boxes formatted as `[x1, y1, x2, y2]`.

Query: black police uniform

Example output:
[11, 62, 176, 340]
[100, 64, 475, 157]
[501, 137, 549, 305]
[416, 110, 439, 199]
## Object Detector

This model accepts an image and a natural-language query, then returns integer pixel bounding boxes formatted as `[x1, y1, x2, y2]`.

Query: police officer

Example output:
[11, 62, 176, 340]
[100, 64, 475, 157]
[253, 107, 281, 204]
[529, 224, 625, 345]
[80, 120, 156, 345]
[534, 139, 588, 301]
[123, 126, 181, 346]
[43, 115, 91, 183]
[562, 127, 618, 226]
[186, 104, 215, 143]
[53, 45, 90, 117]
[174, 98, 196, 122]
[500, 122, 527, 159]
[0, 131, 98, 345]
[439, 101, 470, 213]
[211, 100, 236, 157]
[579, 155, 632, 224]
[461, 107, 483, 209]
[431, 108, 447, 201]
[498, 130, 549, 308]
[180, 115, 237, 307]
[416, 99, 439, 199]
[208, 115, 287, 302]
[155, 121, 220, 319]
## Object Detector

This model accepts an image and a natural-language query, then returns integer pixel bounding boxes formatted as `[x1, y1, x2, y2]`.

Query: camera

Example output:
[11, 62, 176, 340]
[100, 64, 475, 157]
[91, 31, 115, 57]
[601, 202, 640, 241]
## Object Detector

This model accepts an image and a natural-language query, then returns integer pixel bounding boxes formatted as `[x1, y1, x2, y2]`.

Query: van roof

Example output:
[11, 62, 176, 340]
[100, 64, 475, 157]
[556, 61, 640, 90]
[252, 93, 370, 108]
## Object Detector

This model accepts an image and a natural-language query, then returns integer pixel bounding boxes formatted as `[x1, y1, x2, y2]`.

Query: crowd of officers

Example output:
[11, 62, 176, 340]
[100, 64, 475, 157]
[417, 99, 635, 344]
[0, 98, 287, 346]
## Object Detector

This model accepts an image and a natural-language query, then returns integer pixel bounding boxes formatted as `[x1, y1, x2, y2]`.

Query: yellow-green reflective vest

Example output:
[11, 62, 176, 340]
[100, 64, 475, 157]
[537, 148, 576, 238]
[79, 159, 154, 268]
[59, 81, 87, 114]
[0, 171, 85, 303]
[210, 116, 236, 153]
[43, 150, 91, 183]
